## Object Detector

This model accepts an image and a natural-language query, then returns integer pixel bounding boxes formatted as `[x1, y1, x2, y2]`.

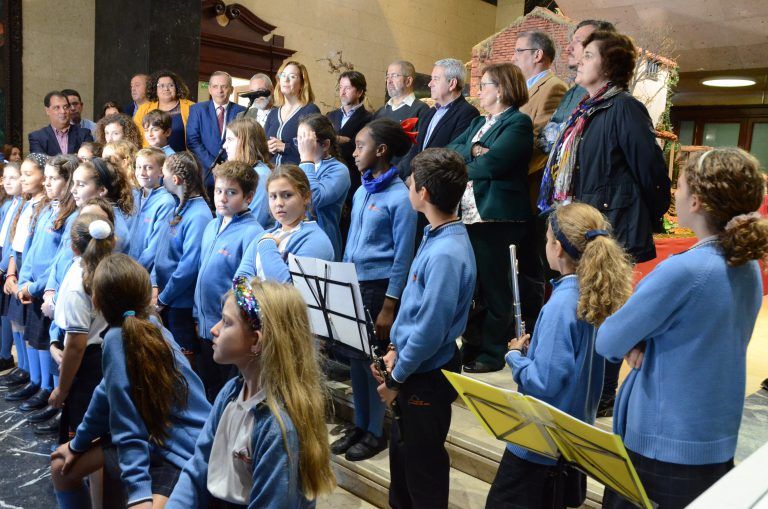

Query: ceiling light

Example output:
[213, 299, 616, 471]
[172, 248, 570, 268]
[701, 78, 756, 88]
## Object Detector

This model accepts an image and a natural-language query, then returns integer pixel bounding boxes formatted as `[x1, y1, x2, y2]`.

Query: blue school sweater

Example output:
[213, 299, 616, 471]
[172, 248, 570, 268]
[596, 239, 762, 465]
[250, 162, 274, 230]
[235, 221, 334, 284]
[390, 220, 476, 382]
[0, 197, 22, 273]
[299, 158, 350, 261]
[128, 186, 176, 270]
[70, 318, 211, 507]
[343, 177, 416, 299]
[195, 211, 264, 340]
[152, 197, 213, 308]
[18, 202, 76, 297]
[113, 205, 132, 254]
[505, 275, 603, 465]
[165, 377, 315, 509]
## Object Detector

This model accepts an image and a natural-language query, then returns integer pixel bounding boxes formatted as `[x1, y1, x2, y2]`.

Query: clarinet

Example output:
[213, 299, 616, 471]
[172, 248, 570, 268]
[509, 244, 527, 354]
[366, 309, 405, 443]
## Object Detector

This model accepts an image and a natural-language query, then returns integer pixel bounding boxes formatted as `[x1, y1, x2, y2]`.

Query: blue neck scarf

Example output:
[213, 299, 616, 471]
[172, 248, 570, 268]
[362, 166, 399, 194]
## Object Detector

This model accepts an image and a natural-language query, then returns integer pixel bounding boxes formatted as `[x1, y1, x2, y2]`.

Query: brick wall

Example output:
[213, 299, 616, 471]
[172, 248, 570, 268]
[469, 7, 575, 96]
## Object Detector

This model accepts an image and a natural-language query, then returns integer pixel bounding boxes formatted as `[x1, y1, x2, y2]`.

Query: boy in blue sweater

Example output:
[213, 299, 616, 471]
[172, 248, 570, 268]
[128, 148, 176, 270]
[597, 148, 768, 509]
[195, 161, 263, 402]
[375, 148, 476, 509]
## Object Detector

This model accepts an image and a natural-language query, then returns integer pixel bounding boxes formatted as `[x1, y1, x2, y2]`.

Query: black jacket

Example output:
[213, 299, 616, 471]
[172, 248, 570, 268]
[326, 105, 373, 171]
[28, 124, 94, 156]
[574, 91, 671, 263]
[398, 95, 480, 179]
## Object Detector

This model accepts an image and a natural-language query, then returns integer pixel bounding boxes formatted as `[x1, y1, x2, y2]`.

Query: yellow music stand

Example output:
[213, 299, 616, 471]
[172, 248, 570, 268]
[443, 371, 653, 509]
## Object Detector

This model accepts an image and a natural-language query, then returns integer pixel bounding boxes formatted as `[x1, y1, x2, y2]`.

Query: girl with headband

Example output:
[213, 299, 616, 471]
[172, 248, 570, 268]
[166, 276, 336, 508]
[70, 157, 134, 253]
[487, 202, 634, 509]
[598, 148, 768, 509]
[50, 253, 210, 509]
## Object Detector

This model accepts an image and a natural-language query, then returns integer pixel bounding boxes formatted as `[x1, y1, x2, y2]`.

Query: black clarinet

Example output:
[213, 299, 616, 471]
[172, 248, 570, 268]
[366, 309, 404, 443]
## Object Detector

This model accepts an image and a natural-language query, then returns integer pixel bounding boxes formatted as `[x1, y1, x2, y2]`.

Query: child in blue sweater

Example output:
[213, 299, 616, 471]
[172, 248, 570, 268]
[128, 148, 176, 270]
[195, 161, 264, 402]
[3, 154, 49, 405]
[374, 148, 476, 509]
[12, 155, 80, 415]
[0, 162, 23, 376]
[332, 118, 416, 461]
[167, 277, 335, 508]
[486, 202, 634, 509]
[50, 254, 210, 509]
[152, 152, 213, 358]
[236, 165, 334, 283]
[597, 148, 768, 509]
[70, 157, 134, 253]
[222, 117, 274, 229]
[297, 113, 350, 260]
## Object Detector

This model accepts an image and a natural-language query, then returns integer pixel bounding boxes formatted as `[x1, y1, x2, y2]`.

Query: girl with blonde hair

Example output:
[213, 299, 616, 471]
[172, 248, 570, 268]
[598, 148, 768, 509]
[487, 201, 634, 509]
[166, 277, 336, 508]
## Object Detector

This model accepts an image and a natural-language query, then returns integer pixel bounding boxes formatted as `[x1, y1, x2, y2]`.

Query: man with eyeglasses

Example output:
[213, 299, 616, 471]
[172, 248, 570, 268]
[397, 58, 479, 180]
[61, 89, 97, 136]
[237, 73, 274, 128]
[374, 60, 428, 124]
[28, 91, 93, 156]
[513, 31, 567, 211]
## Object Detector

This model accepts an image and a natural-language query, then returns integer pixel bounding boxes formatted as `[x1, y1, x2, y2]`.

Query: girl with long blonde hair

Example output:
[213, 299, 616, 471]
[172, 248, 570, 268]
[166, 277, 336, 508]
[487, 202, 634, 509]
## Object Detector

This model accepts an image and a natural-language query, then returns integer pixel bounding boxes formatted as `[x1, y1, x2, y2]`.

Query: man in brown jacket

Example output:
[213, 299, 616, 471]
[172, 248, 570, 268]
[514, 30, 568, 212]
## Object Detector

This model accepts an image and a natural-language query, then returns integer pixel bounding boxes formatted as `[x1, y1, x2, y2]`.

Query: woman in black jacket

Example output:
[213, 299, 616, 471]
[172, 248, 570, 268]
[537, 31, 671, 416]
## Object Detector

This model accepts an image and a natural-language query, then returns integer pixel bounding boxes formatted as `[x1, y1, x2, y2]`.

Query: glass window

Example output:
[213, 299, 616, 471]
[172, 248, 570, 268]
[750, 123, 768, 171]
[702, 122, 740, 147]
[678, 121, 694, 145]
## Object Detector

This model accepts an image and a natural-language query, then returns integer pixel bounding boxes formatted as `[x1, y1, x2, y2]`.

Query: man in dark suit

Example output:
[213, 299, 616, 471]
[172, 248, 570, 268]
[28, 91, 93, 156]
[124, 73, 149, 117]
[398, 58, 479, 179]
[186, 71, 245, 188]
[326, 71, 372, 174]
[326, 70, 373, 249]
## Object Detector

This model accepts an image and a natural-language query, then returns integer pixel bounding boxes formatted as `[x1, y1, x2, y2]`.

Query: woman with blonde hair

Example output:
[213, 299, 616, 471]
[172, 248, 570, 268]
[166, 277, 336, 508]
[103, 140, 139, 189]
[222, 117, 273, 228]
[487, 201, 634, 509]
[264, 61, 320, 165]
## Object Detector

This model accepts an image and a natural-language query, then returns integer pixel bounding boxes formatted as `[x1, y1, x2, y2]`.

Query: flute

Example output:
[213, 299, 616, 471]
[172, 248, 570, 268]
[509, 245, 526, 343]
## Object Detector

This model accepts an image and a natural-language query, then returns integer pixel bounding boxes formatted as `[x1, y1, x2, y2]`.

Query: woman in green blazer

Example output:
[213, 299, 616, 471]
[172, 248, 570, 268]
[448, 62, 539, 373]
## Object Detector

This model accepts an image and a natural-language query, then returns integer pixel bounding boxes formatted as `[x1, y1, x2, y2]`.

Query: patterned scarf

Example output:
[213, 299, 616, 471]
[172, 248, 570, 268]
[537, 84, 622, 213]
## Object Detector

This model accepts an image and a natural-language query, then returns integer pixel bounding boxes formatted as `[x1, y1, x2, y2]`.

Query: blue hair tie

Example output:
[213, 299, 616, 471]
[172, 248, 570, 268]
[549, 213, 582, 261]
[585, 229, 609, 241]
[123, 310, 136, 318]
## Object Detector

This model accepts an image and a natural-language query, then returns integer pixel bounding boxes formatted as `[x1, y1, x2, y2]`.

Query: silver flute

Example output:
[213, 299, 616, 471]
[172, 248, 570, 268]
[509, 244, 526, 340]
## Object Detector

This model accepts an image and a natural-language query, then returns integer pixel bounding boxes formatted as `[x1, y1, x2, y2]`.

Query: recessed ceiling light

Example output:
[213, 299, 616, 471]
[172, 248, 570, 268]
[701, 78, 756, 88]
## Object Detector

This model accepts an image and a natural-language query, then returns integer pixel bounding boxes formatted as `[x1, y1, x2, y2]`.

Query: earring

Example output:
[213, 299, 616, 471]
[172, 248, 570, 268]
[250, 346, 261, 357]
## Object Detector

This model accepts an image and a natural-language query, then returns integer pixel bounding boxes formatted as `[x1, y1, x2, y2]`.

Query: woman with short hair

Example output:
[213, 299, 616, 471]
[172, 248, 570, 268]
[448, 62, 539, 373]
[134, 70, 196, 153]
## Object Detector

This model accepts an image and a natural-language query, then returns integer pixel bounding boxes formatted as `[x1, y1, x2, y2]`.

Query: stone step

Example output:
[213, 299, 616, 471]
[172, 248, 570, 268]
[328, 374, 611, 507]
[328, 423, 492, 509]
[317, 486, 379, 508]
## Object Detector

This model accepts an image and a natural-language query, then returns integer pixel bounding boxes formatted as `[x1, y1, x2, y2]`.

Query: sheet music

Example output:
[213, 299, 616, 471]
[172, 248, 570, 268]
[288, 254, 369, 353]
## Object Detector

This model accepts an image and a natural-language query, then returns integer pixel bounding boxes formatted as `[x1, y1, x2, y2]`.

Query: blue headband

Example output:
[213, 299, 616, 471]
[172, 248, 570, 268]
[549, 214, 609, 260]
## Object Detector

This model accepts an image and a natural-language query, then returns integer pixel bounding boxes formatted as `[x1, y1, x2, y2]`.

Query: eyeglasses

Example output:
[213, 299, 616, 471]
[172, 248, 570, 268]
[478, 81, 498, 90]
[279, 73, 300, 81]
[514, 48, 541, 55]
[385, 73, 409, 81]
[157, 83, 176, 90]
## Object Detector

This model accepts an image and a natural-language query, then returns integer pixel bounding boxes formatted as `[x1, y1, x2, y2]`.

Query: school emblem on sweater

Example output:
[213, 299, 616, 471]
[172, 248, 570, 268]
[407, 394, 431, 407]
[218, 247, 230, 257]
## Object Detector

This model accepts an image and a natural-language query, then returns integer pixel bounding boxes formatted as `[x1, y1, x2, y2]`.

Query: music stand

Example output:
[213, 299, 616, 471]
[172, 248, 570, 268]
[443, 371, 655, 509]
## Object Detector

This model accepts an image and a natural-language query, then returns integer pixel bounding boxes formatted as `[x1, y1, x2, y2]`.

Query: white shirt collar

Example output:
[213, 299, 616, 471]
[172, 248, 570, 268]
[387, 92, 416, 110]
